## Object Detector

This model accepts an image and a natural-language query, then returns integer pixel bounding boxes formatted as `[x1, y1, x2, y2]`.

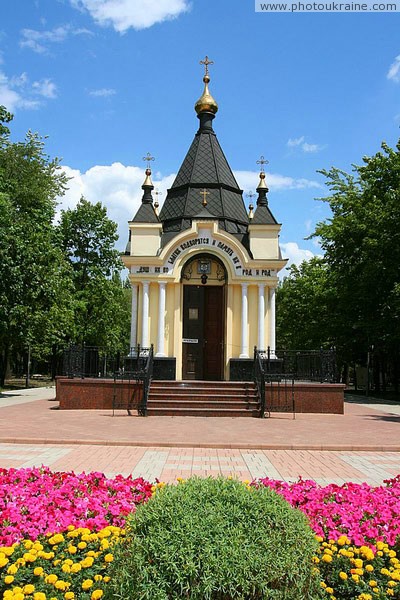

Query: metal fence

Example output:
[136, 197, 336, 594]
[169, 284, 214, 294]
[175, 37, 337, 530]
[258, 347, 337, 383]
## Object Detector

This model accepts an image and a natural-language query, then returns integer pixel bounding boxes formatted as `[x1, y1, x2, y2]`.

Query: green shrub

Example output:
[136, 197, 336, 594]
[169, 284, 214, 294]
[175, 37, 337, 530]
[106, 477, 321, 599]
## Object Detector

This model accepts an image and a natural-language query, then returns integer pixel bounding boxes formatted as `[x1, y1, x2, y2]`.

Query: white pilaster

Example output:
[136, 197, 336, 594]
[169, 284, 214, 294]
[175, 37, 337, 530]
[269, 287, 276, 357]
[130, 283, 138, 351]
[156, 281, 167, 357]
[239, 283, 249, 358]
[141, 281, 150, 348]
[258, 283, 265, 350]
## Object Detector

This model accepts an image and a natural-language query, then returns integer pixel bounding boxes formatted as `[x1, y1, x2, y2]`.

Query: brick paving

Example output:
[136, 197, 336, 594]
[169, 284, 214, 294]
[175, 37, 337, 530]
[0, 387, 399, 485]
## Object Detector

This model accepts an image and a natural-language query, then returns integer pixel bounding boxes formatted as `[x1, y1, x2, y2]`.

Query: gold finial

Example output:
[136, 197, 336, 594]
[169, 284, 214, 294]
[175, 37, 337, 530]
[195, 56, 218, 115]
[142, 153, 155, 186]
[200, 188, 210, 207]
[248, 203, 254, 220]
[200, 55, 214, 77]
[155, 188, 162, 202]
[154, 201, 159, 216]
[257, 171, 269, 191]
[256, 155, 269, 173]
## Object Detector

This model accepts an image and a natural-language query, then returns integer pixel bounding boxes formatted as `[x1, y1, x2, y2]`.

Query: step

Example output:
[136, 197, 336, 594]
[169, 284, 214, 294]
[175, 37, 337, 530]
[151, 380, 255, 388]
[146, 407, 260, 417]
[147, 399, 259, 410]
[148, 392, 258, 401]
[149, 386, 257, 394]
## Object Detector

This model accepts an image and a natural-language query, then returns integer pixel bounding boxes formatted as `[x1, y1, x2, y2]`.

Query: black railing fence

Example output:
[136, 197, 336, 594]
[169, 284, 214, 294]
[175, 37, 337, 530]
[257, 347, 337, 383]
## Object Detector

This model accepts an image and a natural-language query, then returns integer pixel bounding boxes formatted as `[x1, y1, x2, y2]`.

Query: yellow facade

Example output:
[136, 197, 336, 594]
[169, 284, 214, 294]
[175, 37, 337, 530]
[123, 219, 286, 380]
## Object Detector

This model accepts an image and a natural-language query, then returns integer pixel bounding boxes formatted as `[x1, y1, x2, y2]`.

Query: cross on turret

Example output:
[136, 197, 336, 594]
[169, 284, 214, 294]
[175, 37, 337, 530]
[200, 56, 214, 77]
[256, 155, 269, 173]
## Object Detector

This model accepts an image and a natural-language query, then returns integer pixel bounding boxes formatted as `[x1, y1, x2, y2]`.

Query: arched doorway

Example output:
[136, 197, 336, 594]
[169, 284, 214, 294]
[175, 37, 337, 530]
[181, 254, 227, 380]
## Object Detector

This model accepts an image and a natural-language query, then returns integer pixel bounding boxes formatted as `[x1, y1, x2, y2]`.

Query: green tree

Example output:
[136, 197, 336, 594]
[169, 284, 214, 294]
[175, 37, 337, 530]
[0, 106, 75, 386]
[312, 141, 400, 362]
[59, 197, 130, 351]
[277, 257, 332, 350]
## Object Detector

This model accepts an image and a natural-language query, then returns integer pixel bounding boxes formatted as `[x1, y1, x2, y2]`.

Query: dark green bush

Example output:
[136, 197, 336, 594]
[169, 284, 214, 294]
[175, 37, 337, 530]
[106, 477, 321, 599]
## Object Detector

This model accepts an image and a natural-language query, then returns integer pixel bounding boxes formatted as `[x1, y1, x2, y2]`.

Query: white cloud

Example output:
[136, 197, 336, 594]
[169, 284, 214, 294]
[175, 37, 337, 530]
[0, 71, 41, 111]
[302, 142, 322, 153]
[70, 0, 190, 32]
[89, 88, 116, 97]
[287, 136, 305, 147]
[280, 242, 321, 278]
[20, 25, 93, 53]
[387, 55, 400, 82]
[0, 69, 58, 111]
[287, 136, 323, 153]
[58, 163, 175, 249]
[32, 79, 58, 98]
[234, 170, 322, 192]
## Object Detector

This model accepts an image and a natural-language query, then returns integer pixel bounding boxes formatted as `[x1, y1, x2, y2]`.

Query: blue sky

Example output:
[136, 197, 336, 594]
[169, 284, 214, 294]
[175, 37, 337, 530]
[1, 0, 399, 271]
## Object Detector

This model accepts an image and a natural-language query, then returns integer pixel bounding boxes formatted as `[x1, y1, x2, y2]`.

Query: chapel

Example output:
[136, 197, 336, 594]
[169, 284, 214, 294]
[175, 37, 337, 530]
[122, 57, 287, 381]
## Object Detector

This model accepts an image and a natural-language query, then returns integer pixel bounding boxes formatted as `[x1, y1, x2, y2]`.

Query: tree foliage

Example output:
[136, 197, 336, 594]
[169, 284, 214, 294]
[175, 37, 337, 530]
[59, 198, 130, 351]
[0, 106, 130, 385]
[278, 139, 400, 384]
[0, 107, 74, 385]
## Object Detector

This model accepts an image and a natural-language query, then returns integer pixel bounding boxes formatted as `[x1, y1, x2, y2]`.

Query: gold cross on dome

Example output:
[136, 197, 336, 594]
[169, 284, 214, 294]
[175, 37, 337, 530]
[200, 56, 214, 77]
[200, 188, 210, 207]
[143, 152, 155, 165]
[256, 155, 269, 173]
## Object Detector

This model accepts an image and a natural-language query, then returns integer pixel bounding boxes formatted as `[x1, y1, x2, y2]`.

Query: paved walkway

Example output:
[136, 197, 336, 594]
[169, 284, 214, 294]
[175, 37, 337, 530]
[0, 387, 399, 485]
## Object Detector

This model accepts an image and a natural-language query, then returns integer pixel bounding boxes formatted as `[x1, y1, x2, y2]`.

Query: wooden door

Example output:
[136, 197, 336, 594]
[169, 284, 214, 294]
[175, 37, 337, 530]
[203, 286, 224, 380]
[182, 286, 204, 380]
[182, 285, 224, 380]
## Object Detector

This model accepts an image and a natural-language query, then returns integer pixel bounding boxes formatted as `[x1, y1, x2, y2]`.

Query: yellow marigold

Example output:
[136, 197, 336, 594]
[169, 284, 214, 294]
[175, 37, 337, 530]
[70, 563, 82, 573]
[322, 554, 332, 563]
[94, 575, 103, 582]
[62, 563, 71, 573]
[388, 581, 397, 588]
[34, 566, 44, 576]
[23, 584, 35, 594]
[103, 576, 110, 583]
[82, 579, 94, 590]
[352, 574, 360, 583]
[65, 593, 75, 600]
[104, 553, 113, 563]
[368, 580, 377, 587]
[320, 582, 327, 589]
[326, 587, 333, 594]
[4, 575, 14, 584]
[81, 557, 94, 568]
[24, 541, 33, 550]
[101, 539, 109, 550]
[68, 546, 77, 554]
[387, 590, 394, 597]
[0, 547, 14, 556]
[312, 556, 320, 564]
[3, 592, 13, 599]
[78, 541, 87, 550]
[7, 565, 18, 575]
[33, 593, 46, 600]
[315, 535, 324, 543]
[381, 568, 390, 576]
[91, 591, 103, 600]
[365, 564, 374, 572]
[376, 541, 385, 551]
[354, 558, 363, 568]
[55, 580, 68, 590]
[337, 536, 349, 546]
[13, 593, 24, 600]
[0, 557, 9, 567]
[339, 572, 348, 580]
[45, 573, 58, 584]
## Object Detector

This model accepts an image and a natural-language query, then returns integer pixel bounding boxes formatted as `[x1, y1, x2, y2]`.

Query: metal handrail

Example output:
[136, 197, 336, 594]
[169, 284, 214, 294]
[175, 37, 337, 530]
[253, 347, 267, 418]
[138, 344, 154, 417]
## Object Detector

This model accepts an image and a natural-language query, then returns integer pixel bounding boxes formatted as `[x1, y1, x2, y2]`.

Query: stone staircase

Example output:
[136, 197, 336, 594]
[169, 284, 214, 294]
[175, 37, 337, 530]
[146, 380, 260, 417]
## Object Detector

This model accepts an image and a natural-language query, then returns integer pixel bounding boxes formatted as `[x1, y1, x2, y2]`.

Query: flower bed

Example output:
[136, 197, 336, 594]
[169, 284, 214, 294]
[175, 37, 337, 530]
[0, 467, 152, 546]
[1, 468, 400, 599]
[254, 475, 400, 548]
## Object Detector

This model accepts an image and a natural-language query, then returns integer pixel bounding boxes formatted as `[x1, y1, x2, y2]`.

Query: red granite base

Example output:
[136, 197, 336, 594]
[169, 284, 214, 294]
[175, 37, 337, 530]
[56, 377, 344, 414]
[56, 378, 143, 410]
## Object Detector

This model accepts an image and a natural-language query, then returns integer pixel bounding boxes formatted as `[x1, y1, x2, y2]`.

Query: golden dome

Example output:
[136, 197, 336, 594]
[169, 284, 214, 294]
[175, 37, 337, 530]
[195, 74, 218, 115]
[257, 171, 269, 191]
